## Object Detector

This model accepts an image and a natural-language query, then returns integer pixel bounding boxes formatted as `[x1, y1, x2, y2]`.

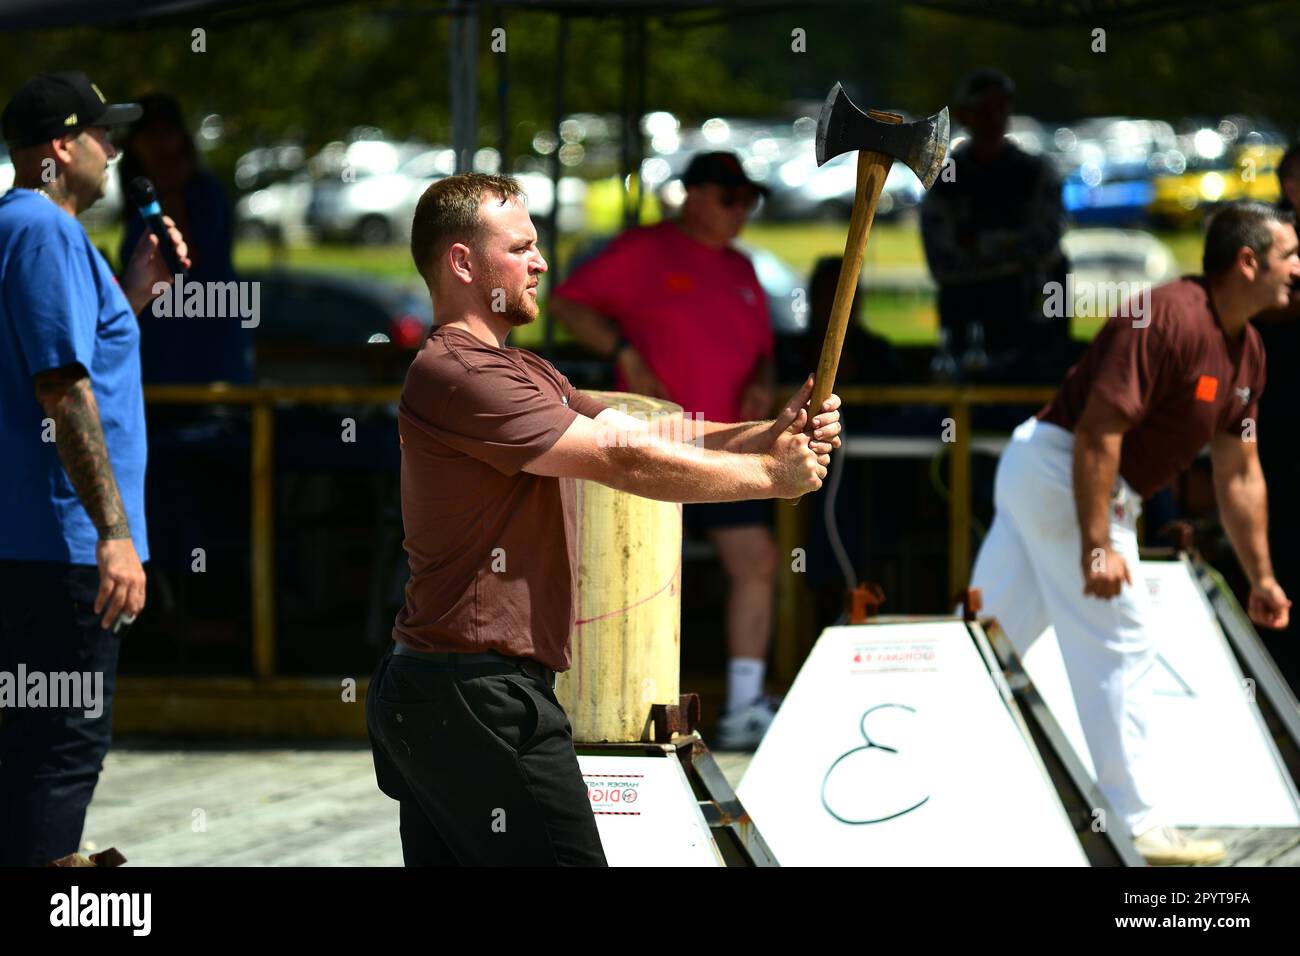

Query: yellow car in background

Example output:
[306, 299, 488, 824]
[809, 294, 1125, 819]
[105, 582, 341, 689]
[1150, 144, 1284, 228]
[1234, 144, 1287, 202]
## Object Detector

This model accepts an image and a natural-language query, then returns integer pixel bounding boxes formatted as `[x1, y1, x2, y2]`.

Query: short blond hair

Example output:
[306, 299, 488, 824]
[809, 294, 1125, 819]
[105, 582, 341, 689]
[410, 173, 526, 287]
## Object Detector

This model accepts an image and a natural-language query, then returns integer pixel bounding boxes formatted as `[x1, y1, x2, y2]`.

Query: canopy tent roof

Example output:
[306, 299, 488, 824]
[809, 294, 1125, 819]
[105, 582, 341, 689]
[0, 0, 1285, 31]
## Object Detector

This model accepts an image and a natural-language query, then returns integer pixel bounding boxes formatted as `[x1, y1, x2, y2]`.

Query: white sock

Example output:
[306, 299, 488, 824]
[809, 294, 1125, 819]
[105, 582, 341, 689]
[727, 658, 766, 714]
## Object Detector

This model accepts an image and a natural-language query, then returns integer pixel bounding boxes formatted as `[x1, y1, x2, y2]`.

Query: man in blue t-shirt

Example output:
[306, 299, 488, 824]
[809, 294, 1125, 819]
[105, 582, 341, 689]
[0, 72, 189, 865]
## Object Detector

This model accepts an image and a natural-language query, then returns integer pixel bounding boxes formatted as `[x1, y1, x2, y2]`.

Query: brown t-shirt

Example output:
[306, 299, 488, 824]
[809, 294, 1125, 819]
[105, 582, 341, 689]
[1039, 276, 1266, 499]
[392, 325, 607, 670]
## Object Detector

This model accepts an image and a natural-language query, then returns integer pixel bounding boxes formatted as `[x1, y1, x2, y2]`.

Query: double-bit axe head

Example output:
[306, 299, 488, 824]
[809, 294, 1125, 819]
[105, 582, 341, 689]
[815, 82, 950, 190]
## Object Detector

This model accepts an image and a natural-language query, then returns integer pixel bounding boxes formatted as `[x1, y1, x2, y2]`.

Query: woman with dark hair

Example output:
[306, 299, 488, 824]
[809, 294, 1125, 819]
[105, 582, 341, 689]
[117, 95, 251, 607]
[117, 93, 250, 383]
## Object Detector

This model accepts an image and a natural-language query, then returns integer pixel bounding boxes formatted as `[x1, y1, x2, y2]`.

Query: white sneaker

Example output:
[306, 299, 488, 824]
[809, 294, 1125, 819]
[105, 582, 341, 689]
[715, 696, 780, 751]
[1133, 825, 1227, 866]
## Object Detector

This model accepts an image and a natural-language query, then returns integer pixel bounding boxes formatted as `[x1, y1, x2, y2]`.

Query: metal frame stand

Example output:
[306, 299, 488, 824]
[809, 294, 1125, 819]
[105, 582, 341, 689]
[974, 617, 1145, 866]
[576, 695, 778, 866]
[1192, 553, 1300, 791]
[448, 0, 480, 174]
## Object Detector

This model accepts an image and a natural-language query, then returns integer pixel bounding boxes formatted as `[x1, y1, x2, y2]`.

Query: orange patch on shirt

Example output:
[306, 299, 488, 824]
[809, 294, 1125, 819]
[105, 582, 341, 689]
[1195, 374, 1218, 402]
[665, 273, 694, 293]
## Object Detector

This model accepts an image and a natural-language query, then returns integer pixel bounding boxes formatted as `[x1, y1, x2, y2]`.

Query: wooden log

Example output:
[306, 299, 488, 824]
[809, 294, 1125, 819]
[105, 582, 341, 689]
[556, 392, 683, 743]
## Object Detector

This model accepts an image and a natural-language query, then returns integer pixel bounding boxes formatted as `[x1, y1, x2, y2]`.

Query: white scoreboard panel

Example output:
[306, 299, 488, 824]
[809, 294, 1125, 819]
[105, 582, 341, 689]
[1020, 558, 1300, 828]
[740, 621, 1087, 866]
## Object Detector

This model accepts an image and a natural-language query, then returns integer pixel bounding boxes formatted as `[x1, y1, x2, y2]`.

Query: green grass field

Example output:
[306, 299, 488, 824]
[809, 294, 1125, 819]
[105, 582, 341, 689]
[91, 220, 1207, 349]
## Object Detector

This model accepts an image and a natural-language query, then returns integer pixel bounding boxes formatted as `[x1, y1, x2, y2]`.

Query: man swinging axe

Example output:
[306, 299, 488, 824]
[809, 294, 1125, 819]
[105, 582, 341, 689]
[365, 173, 846, 866]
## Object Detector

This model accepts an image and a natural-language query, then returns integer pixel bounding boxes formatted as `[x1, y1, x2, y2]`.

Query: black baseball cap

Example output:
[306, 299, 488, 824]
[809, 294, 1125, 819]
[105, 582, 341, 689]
[2, 72, 141, 149]
[954, 68, 1015, 109]
[681, 151, 770, 197]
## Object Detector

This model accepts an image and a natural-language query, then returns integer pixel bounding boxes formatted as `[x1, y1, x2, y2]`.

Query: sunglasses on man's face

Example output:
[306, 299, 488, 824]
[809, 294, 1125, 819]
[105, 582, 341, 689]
[715, 187, 760, 211]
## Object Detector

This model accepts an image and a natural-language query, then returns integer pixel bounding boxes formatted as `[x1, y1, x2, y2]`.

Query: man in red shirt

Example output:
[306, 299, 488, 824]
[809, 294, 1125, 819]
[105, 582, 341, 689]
[971, 202, 1299, 865]
[365, 173, 842, 865]
[551, 152, 781, 749]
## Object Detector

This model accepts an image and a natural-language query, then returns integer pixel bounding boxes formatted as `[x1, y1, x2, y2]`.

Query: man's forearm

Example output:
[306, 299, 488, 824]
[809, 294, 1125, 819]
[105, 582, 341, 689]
[34, 371, 130, 539]
[1216, 463, 1275, 586]
[1073, 427, 1122, 551]
[605, 411, 769, 454]
[550, 297, 621, 357]
[126, 287, 157, 318]
[602, 434, 773, 503]
[699, 419, 771, 454]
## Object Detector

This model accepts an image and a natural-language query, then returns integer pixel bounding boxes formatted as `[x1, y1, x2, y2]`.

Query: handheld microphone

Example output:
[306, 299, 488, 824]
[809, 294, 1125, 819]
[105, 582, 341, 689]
[127, 177, 185, 278]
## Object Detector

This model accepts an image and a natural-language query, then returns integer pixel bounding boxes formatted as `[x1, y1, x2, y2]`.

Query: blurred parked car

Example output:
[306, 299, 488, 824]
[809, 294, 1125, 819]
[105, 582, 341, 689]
[1069, 117, 1177, 167]
[305, 139, 428, 245]
[247, 269, 432, 349]
[1062, 158, 1154, 227]
[1234, 142, 1287, 203]
[758, 114, 1049, 223]
[1149, 142, 1284, 228]
[235, 143, 307, 192]
[763, 152, 926, 222]
[1059, 227, 1177, 335]
[233, 143, 313, 243]
[308, 142, 587, 245]
[393, 147, 588, 237]
[1062, 227, 1176, 283]
[235, 174, 314, 243]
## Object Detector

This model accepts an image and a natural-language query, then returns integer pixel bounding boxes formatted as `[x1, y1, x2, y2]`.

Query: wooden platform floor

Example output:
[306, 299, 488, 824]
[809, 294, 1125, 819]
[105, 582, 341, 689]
[80, 742, 1299, 866]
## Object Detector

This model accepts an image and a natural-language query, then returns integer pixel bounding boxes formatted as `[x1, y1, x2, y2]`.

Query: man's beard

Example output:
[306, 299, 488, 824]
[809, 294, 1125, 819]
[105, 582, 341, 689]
[72, 163, 109, 213]
[484, 270, 539, 327]
[504, 287, 538, 327]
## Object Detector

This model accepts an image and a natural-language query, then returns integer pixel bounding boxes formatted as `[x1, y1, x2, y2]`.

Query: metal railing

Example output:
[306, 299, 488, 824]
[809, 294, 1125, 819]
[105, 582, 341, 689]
[771, 383, 1055, 682]
[133, 382, 1056, 729]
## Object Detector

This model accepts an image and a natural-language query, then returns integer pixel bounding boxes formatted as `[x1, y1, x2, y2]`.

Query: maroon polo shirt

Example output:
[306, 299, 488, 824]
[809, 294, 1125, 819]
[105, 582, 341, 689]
[392, 325, 607, 671]
[1039, 276, 1266, 499]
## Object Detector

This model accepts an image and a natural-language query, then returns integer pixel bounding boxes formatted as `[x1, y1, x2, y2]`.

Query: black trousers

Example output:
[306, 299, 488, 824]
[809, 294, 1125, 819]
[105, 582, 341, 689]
[365, 646, 607, 866]
[0, 560, 121, 866]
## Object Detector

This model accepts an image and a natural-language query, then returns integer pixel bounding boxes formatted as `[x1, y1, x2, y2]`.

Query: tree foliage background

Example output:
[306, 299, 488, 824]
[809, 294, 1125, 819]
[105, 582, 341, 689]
[0, 0, 1296, 188]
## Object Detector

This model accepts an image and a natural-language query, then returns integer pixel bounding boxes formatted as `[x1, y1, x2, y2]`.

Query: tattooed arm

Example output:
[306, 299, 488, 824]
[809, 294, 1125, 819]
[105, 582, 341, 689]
[33, 364, 146, 629]
[34, 365, 128, 536]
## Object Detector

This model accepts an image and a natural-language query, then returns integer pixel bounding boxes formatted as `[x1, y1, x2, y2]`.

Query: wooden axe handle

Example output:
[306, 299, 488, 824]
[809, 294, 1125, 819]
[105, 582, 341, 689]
[807, 110, 903, 426]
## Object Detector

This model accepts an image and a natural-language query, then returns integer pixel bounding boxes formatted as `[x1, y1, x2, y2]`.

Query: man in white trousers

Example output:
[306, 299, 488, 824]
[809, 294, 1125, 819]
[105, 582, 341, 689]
[972, 202, 1299, 865]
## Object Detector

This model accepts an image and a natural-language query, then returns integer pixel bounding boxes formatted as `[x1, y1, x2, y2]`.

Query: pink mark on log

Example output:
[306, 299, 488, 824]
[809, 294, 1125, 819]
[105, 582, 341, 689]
[574, 549, 682, 627]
